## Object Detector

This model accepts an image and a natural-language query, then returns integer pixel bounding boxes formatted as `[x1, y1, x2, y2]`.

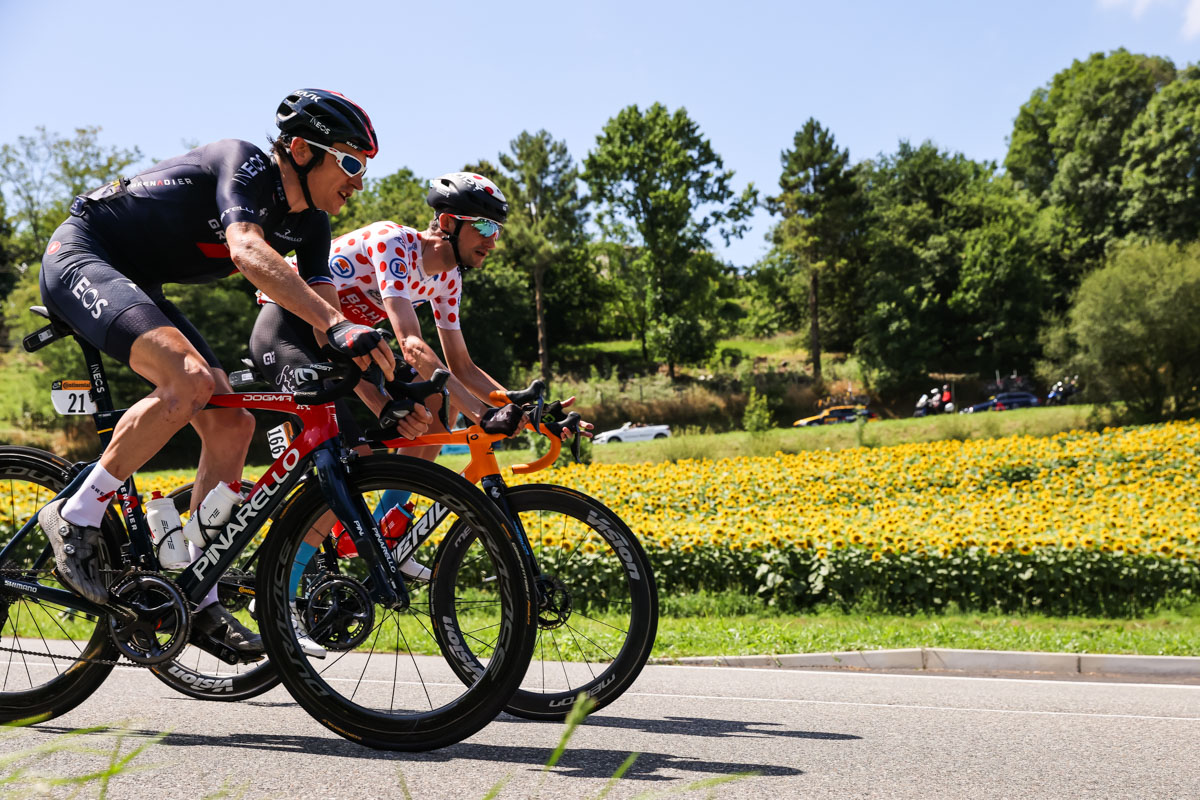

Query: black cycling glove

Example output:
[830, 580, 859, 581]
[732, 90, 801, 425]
[326, 321, 383, 358]
[379, 397, 414, 427]
[480, 403, 525, 437]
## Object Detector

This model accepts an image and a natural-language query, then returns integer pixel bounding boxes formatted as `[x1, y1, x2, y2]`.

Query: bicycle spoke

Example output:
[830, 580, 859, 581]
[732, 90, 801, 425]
[559, 621, 618, 663]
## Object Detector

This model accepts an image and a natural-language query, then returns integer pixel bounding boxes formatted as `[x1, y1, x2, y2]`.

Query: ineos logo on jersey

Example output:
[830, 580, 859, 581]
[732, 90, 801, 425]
[232, 153, 268, 187]
[65, 268, 109, 320]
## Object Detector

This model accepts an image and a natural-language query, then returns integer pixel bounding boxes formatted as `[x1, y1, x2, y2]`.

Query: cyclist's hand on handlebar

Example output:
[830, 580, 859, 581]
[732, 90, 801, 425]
[326, 320, 395, 380]
[551, 396, 594, 438]
[480, 403, 525, 437]
[380, 398, 432, 440]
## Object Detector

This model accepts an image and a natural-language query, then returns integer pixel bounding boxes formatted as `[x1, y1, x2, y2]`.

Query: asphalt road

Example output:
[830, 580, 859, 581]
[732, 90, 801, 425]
[6, 661, 1200, 799]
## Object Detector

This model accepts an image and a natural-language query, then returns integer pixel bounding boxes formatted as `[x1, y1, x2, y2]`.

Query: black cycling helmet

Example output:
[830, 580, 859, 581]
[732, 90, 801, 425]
[275, 89, 377, 211]
[426, 172, 508, 223]
[426, 172, 508, 270]
[276, 88, 378, 157]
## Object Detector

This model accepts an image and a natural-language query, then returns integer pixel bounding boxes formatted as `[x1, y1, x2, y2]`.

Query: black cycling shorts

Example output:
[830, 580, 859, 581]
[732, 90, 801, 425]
[39, 219, 220, 367]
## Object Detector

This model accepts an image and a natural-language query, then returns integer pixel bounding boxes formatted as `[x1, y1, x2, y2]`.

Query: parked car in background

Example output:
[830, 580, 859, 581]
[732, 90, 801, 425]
[961, 392, 1041, 413]
[593, 421, 672, 444]
[793, 405, 878, 427]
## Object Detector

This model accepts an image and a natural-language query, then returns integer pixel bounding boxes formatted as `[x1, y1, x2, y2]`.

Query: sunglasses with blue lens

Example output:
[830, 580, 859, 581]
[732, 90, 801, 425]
[302, 139, 367, 179]
[448, 214, 503, 239]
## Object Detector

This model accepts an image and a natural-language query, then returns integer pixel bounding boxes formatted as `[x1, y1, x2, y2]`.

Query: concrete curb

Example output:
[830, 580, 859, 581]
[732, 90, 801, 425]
[653, 647, 1200, 678]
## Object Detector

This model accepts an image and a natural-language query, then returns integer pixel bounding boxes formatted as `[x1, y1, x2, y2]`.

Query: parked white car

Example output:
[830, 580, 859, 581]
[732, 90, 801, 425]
[593, 421, 671, 444]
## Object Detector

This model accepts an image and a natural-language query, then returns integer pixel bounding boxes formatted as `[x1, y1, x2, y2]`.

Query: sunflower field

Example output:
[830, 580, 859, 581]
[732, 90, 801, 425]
[124, 420, 1199, 617]
[513, 420, 1200, 616]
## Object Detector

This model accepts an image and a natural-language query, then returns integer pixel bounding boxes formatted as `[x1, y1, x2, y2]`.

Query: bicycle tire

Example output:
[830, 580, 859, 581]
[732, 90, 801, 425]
[0, 446, 123, 724]
[434, 484, 657, 720]
[255, 455, 536, 751]
[148, 480, 281, 702]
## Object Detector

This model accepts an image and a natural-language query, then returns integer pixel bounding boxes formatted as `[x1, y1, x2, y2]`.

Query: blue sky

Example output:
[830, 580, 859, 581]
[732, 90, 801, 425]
[1, 0, 1197, 267]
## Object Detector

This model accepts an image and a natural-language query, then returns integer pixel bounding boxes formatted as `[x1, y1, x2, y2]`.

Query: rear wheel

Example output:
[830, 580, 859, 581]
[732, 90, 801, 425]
[434, 485, 657, 720]
[256, 455, 536, 751]
[0, 447, 122, 723]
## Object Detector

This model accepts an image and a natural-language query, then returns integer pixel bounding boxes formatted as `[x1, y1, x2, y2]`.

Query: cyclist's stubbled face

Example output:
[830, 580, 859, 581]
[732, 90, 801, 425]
[456, 218, 499, 270]
[302, 141, 366, 215]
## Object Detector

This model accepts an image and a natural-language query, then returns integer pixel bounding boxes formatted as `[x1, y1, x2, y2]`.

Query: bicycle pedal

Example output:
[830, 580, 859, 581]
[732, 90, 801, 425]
[190, 632, 265, 665]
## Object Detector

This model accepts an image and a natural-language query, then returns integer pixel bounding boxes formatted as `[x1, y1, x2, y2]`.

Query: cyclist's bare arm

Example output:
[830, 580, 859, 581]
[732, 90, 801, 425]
[383, 296, 491, 423]
[227, 222, 394, 378]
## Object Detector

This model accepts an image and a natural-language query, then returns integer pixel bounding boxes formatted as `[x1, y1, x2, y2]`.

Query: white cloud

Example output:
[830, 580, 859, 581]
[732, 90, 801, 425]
[1099, 0, 1200, 38]
[1099, 0, 1164, 17]
[1185, 0, 1200, 38]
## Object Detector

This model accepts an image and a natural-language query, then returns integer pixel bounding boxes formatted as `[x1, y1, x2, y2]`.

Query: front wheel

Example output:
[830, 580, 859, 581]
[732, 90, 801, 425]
[435, 484, 657, 720]
[256, 455, 536, 751]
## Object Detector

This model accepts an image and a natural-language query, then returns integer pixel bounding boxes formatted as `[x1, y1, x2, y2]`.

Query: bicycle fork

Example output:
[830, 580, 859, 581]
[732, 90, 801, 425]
[312, 446, 409, 611]
[480, 474, 551, 609]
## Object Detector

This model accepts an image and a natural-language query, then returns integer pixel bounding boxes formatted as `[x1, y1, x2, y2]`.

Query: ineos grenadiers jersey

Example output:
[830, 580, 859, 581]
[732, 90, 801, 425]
[260, 221, 463, 331]
[68, 139, 331, 287]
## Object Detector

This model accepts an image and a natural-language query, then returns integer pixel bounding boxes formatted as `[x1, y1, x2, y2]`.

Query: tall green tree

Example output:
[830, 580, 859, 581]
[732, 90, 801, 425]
[494, 130, 588, 382]
[1004, 49, 1176, 268]
[1119, 65, 1200, 243]
[949, 177, 1057, 373]
[765, 119, 862, 382]
[854, 141, 995, 389]
[583, 103, 756, 376]
[1041, 240, 1200, 419]
[0, 126, 142, 266]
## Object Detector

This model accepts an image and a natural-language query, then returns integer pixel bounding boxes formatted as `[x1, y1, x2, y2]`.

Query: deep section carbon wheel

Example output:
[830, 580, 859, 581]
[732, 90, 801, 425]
[0, 446, 123, 723]
[256, 455, 536, 751]
[434, 484, 657, 720]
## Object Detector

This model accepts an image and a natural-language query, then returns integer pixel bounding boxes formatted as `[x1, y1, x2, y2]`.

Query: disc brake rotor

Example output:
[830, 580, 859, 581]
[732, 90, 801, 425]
[303, 575, 374, 651]
[217, 567, 255, 614]
[536, 575, 572, 630]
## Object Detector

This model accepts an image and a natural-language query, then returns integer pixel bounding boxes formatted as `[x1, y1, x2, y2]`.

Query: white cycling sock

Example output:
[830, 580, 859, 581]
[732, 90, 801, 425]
[188, 541, 221, 610]
[61, 464, 123, 529]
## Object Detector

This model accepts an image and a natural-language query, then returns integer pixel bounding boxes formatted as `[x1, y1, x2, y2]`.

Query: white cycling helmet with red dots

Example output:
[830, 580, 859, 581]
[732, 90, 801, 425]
[426, 172, 508, 224]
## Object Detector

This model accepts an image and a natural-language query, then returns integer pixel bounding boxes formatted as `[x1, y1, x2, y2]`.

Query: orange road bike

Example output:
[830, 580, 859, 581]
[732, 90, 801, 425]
[373, 379, 659, 720]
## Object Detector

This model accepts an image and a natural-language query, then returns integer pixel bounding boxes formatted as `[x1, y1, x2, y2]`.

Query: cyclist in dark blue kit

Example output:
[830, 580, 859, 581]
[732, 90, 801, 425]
[36, 89, 412, 658]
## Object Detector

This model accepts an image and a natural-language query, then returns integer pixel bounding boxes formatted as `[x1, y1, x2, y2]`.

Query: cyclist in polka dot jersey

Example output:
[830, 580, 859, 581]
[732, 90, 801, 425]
[251, 171, 517, 434]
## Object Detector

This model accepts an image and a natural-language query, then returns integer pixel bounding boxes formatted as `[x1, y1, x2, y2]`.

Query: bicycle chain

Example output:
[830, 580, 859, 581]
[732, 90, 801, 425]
[0, 566, 151, 669]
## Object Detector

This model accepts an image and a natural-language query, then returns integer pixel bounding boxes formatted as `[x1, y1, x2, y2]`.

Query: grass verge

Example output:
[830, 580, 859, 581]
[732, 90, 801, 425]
[652, 594, 1200, 658]
[584, 405, 1100, 464]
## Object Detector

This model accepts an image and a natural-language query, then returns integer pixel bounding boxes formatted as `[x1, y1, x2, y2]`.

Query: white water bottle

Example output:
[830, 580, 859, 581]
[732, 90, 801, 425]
[145, 491, 190, 569]
[183, 481, 245, 548]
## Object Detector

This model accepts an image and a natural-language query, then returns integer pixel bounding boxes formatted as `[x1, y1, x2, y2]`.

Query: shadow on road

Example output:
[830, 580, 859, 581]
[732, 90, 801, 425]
[537, 713, 861, 741]
[31, 723, 806, 781]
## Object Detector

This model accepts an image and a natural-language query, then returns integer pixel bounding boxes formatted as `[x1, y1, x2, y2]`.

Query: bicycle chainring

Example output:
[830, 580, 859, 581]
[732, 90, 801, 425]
[303, 575, 374, 651]
[107, 570, 191, 665]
